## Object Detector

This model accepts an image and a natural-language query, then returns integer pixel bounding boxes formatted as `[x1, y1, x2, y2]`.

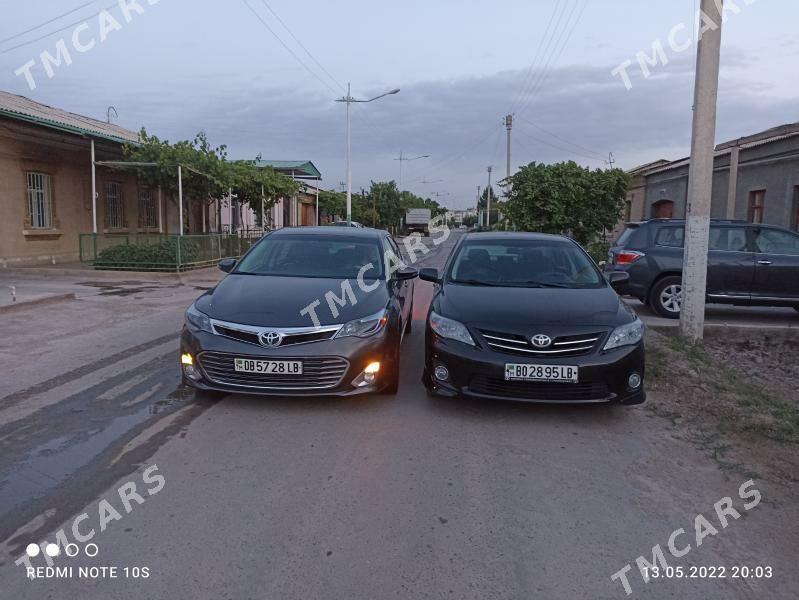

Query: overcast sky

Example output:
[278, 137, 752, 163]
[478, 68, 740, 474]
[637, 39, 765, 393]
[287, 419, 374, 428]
[1, 0, 798, 208]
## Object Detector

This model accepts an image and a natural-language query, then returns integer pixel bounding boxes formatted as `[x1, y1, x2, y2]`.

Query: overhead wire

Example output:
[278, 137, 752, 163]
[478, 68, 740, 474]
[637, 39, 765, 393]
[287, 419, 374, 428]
[0, 1, 95, 45]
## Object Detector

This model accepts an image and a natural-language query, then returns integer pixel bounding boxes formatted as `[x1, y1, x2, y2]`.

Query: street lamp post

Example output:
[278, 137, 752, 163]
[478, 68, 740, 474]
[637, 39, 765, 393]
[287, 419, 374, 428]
[336, 83, 400, 224]
[395, 151, 429, 192]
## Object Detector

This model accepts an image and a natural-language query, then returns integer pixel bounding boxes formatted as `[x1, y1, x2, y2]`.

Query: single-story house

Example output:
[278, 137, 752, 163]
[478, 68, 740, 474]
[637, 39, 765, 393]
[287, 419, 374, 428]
[643, 122, 799, 229]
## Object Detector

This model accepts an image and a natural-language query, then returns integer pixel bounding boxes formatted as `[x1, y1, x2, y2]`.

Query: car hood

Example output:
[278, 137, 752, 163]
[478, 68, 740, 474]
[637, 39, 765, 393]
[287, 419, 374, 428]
[198, 274, 389, 327]
[434, 284, 633, 329]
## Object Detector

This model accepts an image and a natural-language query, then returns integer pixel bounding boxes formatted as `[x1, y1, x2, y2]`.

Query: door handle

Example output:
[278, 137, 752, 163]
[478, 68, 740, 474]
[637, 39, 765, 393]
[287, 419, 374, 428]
[757, 260, 773, 265]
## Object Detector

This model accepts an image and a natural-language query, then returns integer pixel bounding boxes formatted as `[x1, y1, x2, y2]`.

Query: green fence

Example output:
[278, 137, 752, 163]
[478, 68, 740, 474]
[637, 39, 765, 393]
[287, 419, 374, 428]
[79, 232, 264, 272]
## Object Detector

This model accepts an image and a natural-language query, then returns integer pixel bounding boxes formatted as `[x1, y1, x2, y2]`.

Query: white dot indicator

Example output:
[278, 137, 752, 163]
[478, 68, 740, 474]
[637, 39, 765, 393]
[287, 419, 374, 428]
[45, 543, 60, 557]
[25, 543, 40, 557]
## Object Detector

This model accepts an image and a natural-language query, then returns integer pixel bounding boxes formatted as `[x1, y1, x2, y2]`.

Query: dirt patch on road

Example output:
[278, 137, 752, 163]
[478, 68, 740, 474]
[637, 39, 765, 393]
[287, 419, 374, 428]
[645, 329, 799, 487]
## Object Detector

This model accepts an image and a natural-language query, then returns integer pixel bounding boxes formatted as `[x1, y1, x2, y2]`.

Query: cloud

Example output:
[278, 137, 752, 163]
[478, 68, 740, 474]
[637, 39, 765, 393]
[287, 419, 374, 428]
[20, 47, 797, 208]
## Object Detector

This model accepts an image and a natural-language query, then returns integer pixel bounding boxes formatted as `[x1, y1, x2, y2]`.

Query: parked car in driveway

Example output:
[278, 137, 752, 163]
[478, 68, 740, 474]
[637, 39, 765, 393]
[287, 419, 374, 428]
[420, 232, 646, 405]
[606, 219, 799, 318]
[181, 227, 417, 396]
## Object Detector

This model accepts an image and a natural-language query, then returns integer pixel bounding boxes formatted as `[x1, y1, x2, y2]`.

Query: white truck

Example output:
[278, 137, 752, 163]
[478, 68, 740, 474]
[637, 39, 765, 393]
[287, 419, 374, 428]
[405, 208, 432, 235]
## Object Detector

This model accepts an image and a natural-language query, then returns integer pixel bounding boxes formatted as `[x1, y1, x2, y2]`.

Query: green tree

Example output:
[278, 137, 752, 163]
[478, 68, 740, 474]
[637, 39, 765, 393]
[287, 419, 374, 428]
[502, 161, 630, 245]
[123, 130, 298, 229]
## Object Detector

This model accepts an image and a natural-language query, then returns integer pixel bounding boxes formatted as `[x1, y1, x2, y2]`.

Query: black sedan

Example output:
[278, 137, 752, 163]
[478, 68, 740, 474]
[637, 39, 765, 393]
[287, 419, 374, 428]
[421, 232, 646, 405]
[181, 227, 417, 396]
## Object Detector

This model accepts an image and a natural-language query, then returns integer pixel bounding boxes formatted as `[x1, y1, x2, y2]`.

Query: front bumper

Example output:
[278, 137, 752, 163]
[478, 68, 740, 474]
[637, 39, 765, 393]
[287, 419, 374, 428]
[424, 334, 646, 405]
[180, 326, 393, 396]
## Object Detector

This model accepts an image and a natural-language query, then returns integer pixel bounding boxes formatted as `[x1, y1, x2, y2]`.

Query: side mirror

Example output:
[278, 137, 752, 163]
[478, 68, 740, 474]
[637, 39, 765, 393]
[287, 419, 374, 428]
[394, 267, 419, 281]
[607, 271, 630, 291]
[218, 258, 237, 273]
[419, 268, 440, 283]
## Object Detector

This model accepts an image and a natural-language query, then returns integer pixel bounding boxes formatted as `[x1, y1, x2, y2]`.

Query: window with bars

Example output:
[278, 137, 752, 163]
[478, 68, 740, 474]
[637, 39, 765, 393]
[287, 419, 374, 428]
[105, 182, 125, 229]
[748, 189, 766, 224]
[138, 188, 158, 229]
[26, 172, 53, 229]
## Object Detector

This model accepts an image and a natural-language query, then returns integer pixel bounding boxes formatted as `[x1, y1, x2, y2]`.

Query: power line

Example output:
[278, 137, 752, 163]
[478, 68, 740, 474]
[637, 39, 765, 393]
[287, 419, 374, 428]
[242, 0, 338, 95]
[516, 0, 590, 115]
[514, 114, 605, 160]
[0, 1, 118, 54]
[510, 0, 571, 113]
[259, 0, 345, 92]
[514, 122, 603, 163]
[0, 1, 95, 45]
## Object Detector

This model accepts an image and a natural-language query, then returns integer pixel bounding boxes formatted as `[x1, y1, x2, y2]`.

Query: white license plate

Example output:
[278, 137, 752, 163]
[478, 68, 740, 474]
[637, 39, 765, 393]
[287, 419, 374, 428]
[504, 364, 579, 382]
[234, 358, 303, 375]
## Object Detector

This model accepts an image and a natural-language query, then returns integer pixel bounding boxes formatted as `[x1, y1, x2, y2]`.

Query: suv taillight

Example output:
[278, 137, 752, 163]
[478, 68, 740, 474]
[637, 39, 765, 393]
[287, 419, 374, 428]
[615, 251, 645, 265]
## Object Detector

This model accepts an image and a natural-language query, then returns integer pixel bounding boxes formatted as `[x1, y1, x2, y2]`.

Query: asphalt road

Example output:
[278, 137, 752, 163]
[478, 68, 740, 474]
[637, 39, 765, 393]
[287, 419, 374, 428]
[0, 230, 796, 599]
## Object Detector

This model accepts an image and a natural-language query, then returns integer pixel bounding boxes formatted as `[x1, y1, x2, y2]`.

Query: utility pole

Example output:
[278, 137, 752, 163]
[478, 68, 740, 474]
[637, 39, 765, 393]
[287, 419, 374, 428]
[395, 151, 429, 192]
[476, 185, 481, 227]
[486, 166, 493, 229]
[680, 0, 724, 343]
[504, 115, 513, 179]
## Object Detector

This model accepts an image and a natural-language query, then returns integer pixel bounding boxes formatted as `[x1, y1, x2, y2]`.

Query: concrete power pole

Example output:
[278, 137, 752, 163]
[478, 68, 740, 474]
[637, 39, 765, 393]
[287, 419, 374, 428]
[505, 115, 513, 179]
[680, 0, 724, 343]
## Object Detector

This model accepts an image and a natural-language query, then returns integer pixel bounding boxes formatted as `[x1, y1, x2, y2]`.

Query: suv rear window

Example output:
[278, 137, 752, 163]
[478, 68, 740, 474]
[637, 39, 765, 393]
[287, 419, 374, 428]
[655, 227, 684, 248]
[615, 226, 637, 247]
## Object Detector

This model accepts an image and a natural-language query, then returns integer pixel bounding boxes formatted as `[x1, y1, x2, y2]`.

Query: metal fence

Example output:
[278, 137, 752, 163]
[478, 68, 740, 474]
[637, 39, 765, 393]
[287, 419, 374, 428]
[79, 231, 266, 272]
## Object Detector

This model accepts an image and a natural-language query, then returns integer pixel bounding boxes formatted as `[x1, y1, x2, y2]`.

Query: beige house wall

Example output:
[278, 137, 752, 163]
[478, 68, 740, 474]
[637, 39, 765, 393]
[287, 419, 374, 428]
[0, 120, 189, 267]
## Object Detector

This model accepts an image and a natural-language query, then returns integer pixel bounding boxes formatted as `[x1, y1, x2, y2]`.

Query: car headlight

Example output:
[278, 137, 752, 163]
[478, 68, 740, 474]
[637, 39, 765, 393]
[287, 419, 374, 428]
[603, 318, 645, 351]
[185, 302, 213, 333]
[334, 309, 388, 338]
[429, 311, 475, 346]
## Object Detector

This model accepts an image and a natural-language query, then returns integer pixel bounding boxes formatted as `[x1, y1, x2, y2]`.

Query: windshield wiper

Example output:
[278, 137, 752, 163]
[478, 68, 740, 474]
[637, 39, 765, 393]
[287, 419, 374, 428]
[515, 280, 571, 288]
[452, 279, 504, 287]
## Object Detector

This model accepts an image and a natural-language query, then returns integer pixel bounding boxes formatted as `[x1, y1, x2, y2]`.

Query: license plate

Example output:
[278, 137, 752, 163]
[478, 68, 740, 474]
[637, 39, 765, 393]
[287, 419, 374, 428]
[234, 358, 303, 375]
[504, 364, 578, 382]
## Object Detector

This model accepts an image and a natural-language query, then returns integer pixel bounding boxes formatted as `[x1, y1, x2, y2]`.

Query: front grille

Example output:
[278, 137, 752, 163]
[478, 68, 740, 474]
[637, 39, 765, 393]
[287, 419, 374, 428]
[479, 329, 604, 357]
[468, 376, 610, 402]
[198, 352, 348, 390]
[212, 322, 338, 348]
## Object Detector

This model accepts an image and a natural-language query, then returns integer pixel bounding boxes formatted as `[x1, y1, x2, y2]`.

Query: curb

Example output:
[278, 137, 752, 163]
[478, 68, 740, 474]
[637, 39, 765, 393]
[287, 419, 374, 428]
[0, 293, 77, 313]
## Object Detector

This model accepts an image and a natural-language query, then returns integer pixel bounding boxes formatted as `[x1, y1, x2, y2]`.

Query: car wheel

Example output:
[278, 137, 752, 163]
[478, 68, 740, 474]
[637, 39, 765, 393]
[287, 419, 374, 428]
[650, 276, 683, 319]
[379, 339, 401, 395]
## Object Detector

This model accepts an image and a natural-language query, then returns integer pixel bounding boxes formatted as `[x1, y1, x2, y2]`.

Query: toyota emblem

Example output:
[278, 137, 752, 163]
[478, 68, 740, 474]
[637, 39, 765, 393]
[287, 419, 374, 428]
[531, 334, 552, 348]
[260, 331, 283, 348]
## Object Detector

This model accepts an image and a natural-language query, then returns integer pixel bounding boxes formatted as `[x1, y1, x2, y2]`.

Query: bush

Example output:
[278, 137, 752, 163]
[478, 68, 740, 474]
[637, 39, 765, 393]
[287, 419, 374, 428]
[94, 238, 200, 271]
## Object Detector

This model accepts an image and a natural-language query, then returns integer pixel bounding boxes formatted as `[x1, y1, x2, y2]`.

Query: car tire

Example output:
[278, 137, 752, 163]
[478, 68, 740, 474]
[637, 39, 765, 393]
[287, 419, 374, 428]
[650, 276, 683, 319]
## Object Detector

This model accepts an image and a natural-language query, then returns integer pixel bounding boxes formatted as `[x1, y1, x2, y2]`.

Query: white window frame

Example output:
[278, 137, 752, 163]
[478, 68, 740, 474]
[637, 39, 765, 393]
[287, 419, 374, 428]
[27, 172, 53, 229]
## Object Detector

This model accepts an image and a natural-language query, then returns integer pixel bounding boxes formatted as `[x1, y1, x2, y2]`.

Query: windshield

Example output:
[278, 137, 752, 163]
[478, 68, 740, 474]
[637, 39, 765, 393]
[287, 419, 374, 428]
[235, 235, 384, 279]
[448, 239, 604, 288]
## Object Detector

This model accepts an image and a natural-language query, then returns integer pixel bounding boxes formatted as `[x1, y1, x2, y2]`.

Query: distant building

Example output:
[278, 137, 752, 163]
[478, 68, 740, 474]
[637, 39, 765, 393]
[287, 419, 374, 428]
[643, 122, 799, 229]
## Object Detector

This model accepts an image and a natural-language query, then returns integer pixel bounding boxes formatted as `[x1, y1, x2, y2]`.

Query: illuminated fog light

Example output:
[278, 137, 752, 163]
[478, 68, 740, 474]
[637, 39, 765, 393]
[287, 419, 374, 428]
[628, 373, 642, 389]
[181, 353, 194, 366]
[183, 364, 201, 381]
[434, 365, 450, 381]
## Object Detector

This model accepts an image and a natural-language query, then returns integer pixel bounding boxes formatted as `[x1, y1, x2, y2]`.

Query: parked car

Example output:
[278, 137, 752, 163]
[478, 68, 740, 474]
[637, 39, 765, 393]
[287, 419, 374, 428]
[606, 219, 799, 318]
[330, 220, 364, 228]
[420, 232, 645, 405]
[181, 227, 417, 396]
